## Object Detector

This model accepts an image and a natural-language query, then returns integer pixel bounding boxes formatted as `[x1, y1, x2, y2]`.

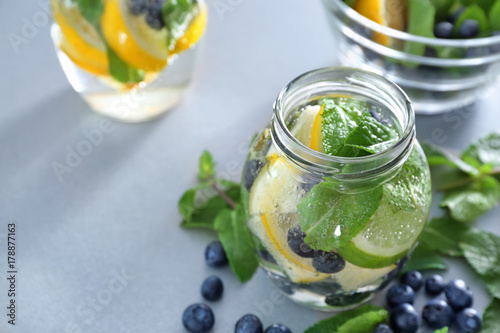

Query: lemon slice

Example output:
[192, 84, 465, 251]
[102, 0, 169, 72]
[354, 0, 407, 46]
[248, 156, 330, 283]
[309, 104, 325, 153]
[52, 0, 108, 75]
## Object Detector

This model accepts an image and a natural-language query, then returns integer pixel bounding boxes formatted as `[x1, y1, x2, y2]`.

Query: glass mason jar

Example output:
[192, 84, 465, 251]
[242, 67, 432, 311]
[51, 0, 206, 122]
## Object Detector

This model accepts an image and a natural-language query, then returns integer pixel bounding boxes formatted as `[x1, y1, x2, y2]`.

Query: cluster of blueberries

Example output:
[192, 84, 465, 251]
[182, 241, 292, 333]
[128, 0, 166, 30]
[434, 8, 497, 40]
[374, 271, 482, 333]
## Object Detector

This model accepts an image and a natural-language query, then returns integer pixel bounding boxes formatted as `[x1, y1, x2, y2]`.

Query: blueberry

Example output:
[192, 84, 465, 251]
[235, 314, 263, 333]
[243, 160, 264, 191]
[369, 109, 382, 122]
[312, 251, 345, 274]
[287, 226, 315, 258]
[459, 19, 480, 39]
[434, 21, 454, 39]
[425, 274, 445, 295]
[205, 241, 228, 268]
[422, 298, 455, 329]
[455, 308, 482, 333]
[145, 2, 165, 30]
[264, 324, 292, 333]
[374, 324, 394, 333]
[182, 303, 215, 333]
[401, 271, 423, 291]
[390, 303, 420, 333]
[424, 46, 438, 57]
[128, 0, 147, 15]
[444, 279, 473, 311]
[465, 47, 487, 58]
[300, 175, 321, 193]
[448, 7, 465, 24]
[386, 284, 415, 308]
[201, 276, 224, 301]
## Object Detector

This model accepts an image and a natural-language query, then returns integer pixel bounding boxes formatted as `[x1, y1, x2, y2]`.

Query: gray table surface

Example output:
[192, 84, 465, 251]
[1, 0, 499, 332]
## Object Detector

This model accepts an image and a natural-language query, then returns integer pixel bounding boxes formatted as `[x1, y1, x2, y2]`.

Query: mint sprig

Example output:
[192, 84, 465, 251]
[304, 305, 387, 333]
[482, 298, 500, 333]
[162, 0, 198, 49]
[178, 150, 258, 282]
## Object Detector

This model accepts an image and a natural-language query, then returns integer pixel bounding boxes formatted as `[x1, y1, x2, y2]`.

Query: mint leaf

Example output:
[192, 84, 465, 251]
[459, 230, 497, 275]
[462, 133, 500, 167]
[304, 305, 387, 333]
[454, 5, 491, 37]
[162, 0, 198, 48]
[405, 0, 436, 58]
[422, 142, 479, 176]
[336, 308, 388, 333]
[434, 328, 448, 333]
[299, 181, 383, 251]
[440, 176, 500, 222]
[179, 184, 240, 229]
[198, 150, 215, 180]
[69, 0, 104, 31]
[214, 205, 258, 282]
[490, 0, 500, 31]
[483, 298, 500, 333]
[337, 112, 399, 157]
[419, 216, 472, 257]
[105, 44, 145, 83]
[402, 244, 448, 273]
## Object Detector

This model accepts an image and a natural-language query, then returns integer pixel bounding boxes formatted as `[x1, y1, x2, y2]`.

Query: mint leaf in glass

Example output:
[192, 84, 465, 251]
[304, 305, 387, 333]
[440, 176, 500, 222]
[298, 181, 383, 251]
[106, 44, 145, 83]
[162, 0, 198, 48]
[214, 205, 258, 283]
[434, 328, 449, 333]
[69, 0, 104, 31]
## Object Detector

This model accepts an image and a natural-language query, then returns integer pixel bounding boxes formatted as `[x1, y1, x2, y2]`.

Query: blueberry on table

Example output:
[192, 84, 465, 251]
[425, 274, 445, 295]
[312, 251, 345, 274]
[287, 226, 315, 258]
[455, 308, 482, 333]
[401, 271, 422, 291]
[444, 279, 473, 311]
[374, 323, 394, 333]
[264, 323, 292, 333]
[386, 284, 415, 308]
[458, 20, 480, 39]
[390, 303, 420, 333]
[182, 303, 215, 333]
[235, 314, 263, 333]
[205, 241, 228, 268]
[243, 160, 264, 191]
[434, 21, 454, 39]
[201, 275, 224, 301]
[128, 0, 147, 15]
[422, 298, 455, 329]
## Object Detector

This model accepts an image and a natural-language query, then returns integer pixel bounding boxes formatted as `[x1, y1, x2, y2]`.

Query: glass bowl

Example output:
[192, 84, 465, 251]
[322, 0, 500, 114]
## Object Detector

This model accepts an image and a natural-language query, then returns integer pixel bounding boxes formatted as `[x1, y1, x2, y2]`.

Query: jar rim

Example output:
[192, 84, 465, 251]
[272, 67, 415, 179]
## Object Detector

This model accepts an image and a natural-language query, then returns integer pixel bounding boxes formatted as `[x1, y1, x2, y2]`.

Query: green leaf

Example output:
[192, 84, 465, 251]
[298, 181, 383, 251]
[198, 150, 215, 180]
[214, 205, 258, 282]
[419, 216, 472, 257]
[454, 5, 491, 37]
[162, 0, 198, 48]
[490, 0, 500, 31]
[106, 44, 144, 83]
[304, 305, 387, 333]
[405, 0, 436, 58]
[462, 133, 500, 167]
[336, 112, 399, 157]
[69, 0, 104, 31]
[459, 230, 497, 275]
[421, 142, 479, 176]
[440, 176, 500, 222]
[434, 328, 448, 333]
[402, 244, 448, 273]
[431, 0, 455, 21]
[482, 298, 500, 333]
[179, 184, 240, 229]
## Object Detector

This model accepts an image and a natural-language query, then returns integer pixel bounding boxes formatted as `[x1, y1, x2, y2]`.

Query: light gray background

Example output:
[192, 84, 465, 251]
[1, 0, 499, 332]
